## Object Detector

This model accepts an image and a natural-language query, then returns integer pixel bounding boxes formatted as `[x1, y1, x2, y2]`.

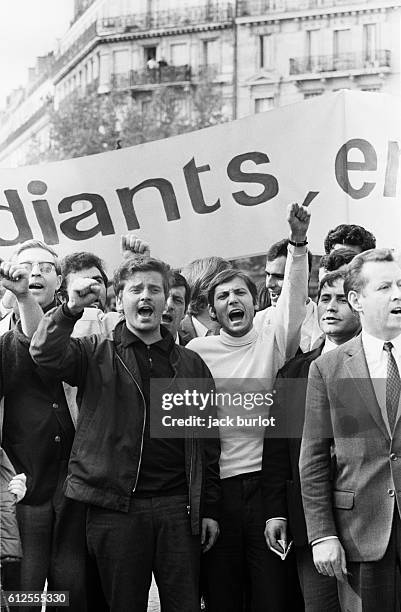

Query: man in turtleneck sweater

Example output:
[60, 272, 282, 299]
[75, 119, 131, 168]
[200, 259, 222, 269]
[187, 202, 311, 612]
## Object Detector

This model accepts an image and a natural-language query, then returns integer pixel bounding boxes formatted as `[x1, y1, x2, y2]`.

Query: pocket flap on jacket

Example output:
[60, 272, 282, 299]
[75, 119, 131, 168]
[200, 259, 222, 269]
[333, 490, 354, 509]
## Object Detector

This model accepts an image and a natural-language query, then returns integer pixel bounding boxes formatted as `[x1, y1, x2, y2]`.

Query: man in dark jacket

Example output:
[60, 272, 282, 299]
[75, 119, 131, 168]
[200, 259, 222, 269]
[30, 256, 221, 612]
[262, 270, 360, 611]
[0, 241, 89, 611]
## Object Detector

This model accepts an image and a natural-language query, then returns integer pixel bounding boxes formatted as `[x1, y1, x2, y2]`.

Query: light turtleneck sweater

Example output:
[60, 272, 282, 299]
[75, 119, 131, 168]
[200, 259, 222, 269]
[187, 244, 307, 479]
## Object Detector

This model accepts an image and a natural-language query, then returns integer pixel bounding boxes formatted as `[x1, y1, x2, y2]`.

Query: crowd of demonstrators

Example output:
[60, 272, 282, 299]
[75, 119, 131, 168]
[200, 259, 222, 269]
[1, 213, 400, 612]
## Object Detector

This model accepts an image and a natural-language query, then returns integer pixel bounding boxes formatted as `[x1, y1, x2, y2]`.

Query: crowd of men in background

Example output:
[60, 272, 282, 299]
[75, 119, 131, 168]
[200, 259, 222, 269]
[0, 205, 400, 612]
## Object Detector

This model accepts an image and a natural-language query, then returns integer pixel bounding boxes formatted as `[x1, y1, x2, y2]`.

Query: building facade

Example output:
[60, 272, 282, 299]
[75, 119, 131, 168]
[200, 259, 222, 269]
[0, 0, 400, 167]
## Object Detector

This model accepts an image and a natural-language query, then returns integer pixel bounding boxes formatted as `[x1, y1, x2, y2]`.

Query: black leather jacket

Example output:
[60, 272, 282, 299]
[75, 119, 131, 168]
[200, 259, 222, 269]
[30, 306, 221, 534]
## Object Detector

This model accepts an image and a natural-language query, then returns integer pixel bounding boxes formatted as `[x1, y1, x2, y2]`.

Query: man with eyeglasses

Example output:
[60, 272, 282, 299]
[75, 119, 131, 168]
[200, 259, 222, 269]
[0, 239, 89, 611]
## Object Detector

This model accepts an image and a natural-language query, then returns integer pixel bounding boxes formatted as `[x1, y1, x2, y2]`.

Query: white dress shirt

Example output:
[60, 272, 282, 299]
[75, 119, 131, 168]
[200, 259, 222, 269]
[362, 329, 401, 434]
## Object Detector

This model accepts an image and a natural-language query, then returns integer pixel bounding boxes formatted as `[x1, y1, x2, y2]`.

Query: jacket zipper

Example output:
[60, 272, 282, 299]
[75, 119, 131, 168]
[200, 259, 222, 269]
[116, 353, 146, 493]
[168, 353, 193, 517]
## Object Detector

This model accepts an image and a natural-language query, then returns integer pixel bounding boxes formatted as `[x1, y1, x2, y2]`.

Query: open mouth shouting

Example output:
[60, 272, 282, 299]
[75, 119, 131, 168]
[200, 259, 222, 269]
[161, 312, 173, 324]
[137, 304, 154, 320]
[228, 309, 245, 323]
[29, 281, 45, 292]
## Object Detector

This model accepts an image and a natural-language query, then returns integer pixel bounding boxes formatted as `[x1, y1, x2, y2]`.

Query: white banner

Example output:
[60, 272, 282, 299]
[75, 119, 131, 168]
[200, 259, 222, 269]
[0, 90, 399, 271]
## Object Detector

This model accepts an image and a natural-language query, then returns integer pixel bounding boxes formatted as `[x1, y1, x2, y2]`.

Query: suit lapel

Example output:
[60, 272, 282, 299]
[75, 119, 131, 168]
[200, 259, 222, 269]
[343, 335, 389, 441]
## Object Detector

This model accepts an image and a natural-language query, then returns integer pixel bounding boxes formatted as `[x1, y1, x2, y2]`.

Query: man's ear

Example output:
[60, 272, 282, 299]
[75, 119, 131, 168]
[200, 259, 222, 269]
[348, 290, 362, 313]
[208, 305, 217, 321]
[116, 291, 124, 313]
[56, 274, 62, 291]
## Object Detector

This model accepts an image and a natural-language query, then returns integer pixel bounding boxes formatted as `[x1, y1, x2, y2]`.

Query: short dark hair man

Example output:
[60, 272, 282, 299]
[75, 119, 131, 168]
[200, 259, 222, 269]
[263, 270, 360, 611]
[254, 238, 318, 352]
[187, 203, 311, 611]
[300, 248, 401, 610]
[0, 240, 88, 608]
[30, 255, 221, 611]
[161, 271, 191, 345]
[60, 251, 108, 310]
[318, 247, 358, 281]
[323, 223, 376, 254]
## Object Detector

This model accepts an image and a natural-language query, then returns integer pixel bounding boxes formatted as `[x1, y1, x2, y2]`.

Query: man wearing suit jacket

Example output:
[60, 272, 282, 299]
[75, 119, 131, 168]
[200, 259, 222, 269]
[300, 248, 401, 610]
[263, 270, 360, 611]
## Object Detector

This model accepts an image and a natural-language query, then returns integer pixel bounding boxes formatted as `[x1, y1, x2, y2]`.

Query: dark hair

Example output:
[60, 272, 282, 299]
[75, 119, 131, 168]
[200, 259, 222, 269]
[61, 252, 108, 289]
[169, 271, 190, 310]
[266, 238, 313, 274]
[13, 239, 61, 274]
[181, 256, 231, 316]
[256, 282, 271, 311]
[343, 248, 395, 296]
[324, 224, 376, 254]
[113, 256, 170, 297]
[320, 248, 357, 274]
[208, 269, 257, 308]
[317, 270, 347, 302]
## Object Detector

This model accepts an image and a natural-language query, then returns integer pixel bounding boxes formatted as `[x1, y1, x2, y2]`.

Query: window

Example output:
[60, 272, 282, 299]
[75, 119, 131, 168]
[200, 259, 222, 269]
[306, 30, 320, 71]
[170, 43, 189, 66]
[364, 24, 377, 64]
[254, 97, 274, 113]
[99, 53, 110, 86]
[144, 46, 157, 63]
[114, 50, 129, 74]
[259, 35, 273, 69]
[203, 39, 219, 66]
[334, 29, 351, 55]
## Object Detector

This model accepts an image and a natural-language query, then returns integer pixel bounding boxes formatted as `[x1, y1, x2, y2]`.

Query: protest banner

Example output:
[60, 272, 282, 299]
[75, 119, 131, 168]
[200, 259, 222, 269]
[0, 90, 399, 270]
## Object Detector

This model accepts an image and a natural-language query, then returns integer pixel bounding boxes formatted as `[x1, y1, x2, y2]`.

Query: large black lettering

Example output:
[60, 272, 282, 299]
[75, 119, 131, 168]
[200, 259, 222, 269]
[335, 139, 376, 199]
[227, 152, 279, 206]
[384, 141, 400, 198]
[0, 190, 33, 246]
[183, 158, 220, 214]
[116, 179, 180, 230]
[59, 193, 115, 240]
[28, 180, 59, 245]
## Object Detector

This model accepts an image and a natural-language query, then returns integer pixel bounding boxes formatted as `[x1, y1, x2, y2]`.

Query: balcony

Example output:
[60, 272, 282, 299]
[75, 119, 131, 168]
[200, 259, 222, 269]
[237, 0, 386, 15]
[289, 50, 391, 75]
[111, 65, 193, 90]
[97, 3, 234, 36]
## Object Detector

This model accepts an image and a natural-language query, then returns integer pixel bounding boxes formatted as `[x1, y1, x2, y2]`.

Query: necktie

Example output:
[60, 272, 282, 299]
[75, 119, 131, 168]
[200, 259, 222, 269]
[383, 341, 401, 432]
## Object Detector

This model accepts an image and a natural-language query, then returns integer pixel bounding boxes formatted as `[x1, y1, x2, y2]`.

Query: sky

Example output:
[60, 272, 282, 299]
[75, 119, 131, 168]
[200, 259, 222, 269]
[0, 0, 74, 108]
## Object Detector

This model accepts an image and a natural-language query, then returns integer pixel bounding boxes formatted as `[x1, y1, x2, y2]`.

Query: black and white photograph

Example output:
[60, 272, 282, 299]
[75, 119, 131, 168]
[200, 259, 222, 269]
[0, 1, 400, 610]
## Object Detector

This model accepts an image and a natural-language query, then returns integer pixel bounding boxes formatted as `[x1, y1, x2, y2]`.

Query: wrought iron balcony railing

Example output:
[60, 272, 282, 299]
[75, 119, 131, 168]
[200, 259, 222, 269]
[289, 50, 391, 75]
[111, 65, 193, 89]
[238, 0, 385, 15]
[98, 3, 233, 35]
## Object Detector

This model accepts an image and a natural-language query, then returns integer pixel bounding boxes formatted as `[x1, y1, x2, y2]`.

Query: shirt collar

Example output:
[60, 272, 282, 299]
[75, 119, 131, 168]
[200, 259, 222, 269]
[121, 323, 174, 353]
[362, 329, 401, 360]
[322, 337, 339, 354]
[192, 316, 210, 337]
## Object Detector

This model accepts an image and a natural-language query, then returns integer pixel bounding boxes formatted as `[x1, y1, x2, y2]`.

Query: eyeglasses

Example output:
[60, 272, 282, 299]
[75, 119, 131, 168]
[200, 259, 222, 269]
[19, 261, 56, 274]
